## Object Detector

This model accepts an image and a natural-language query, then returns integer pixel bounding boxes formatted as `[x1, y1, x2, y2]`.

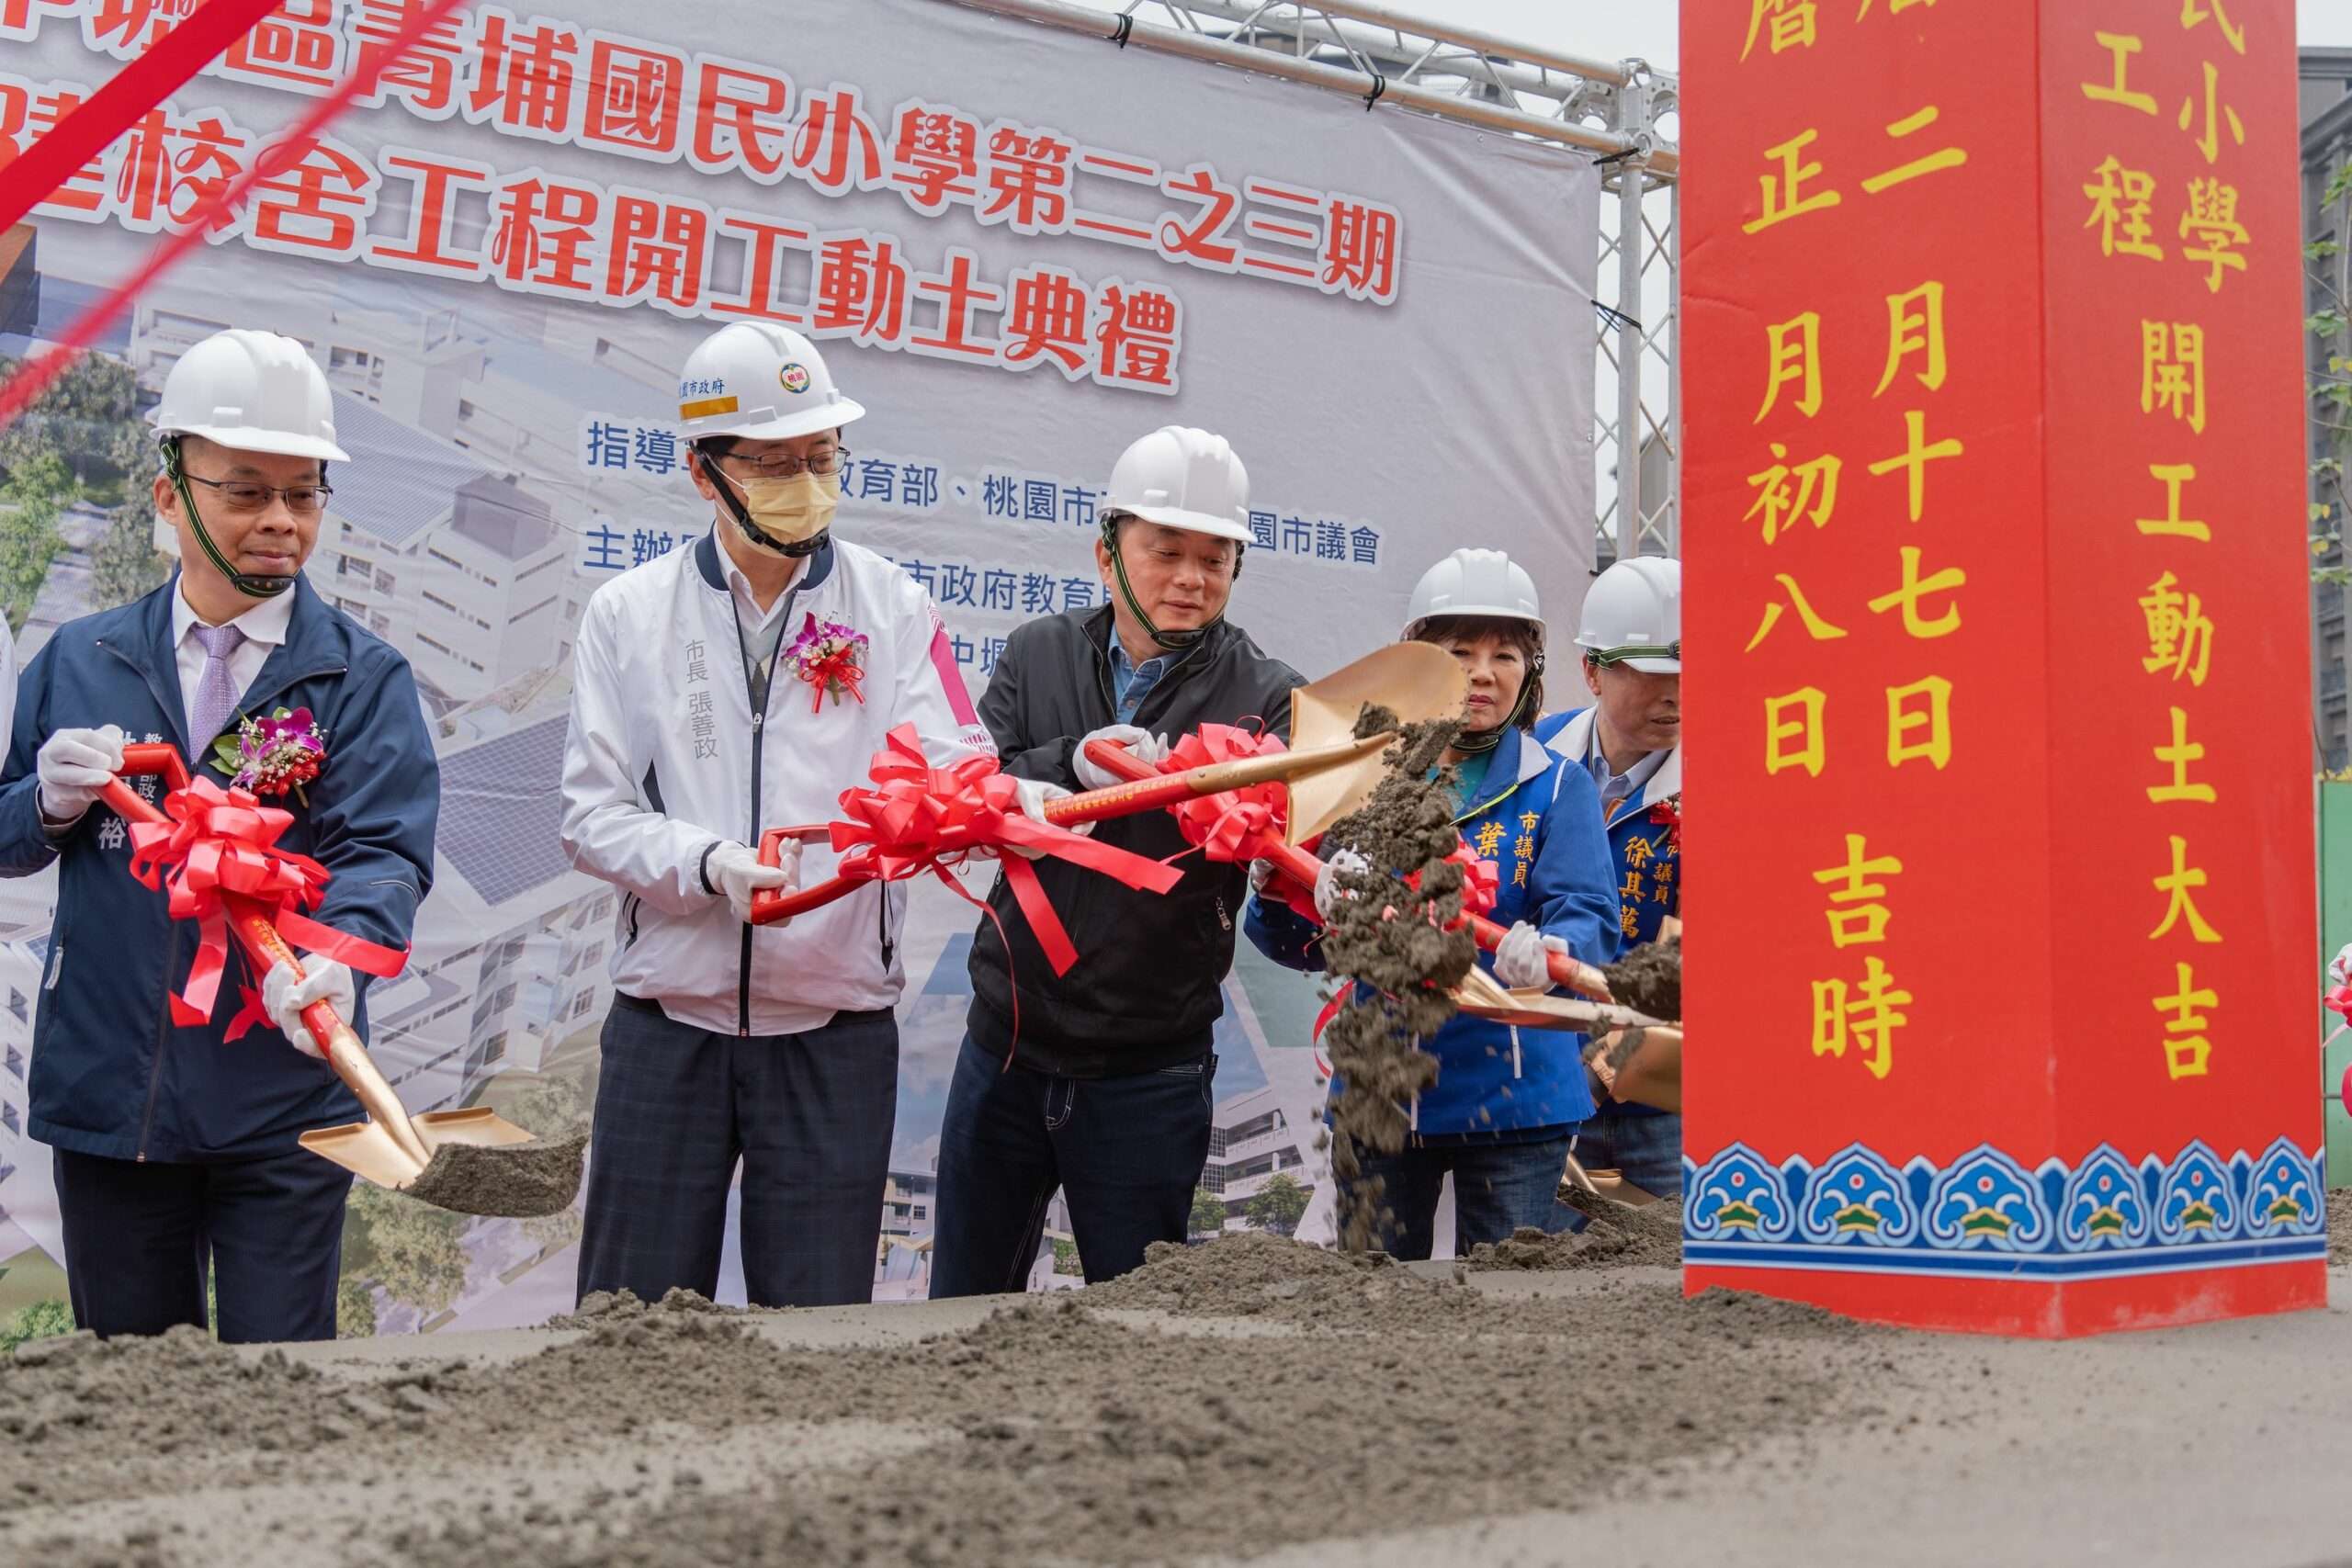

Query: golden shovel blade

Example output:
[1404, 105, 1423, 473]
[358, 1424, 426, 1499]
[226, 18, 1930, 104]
[1450, 965, 1667, 1033]
[298, 1108, 541, 1190]
[1283, 641, 1465, 845]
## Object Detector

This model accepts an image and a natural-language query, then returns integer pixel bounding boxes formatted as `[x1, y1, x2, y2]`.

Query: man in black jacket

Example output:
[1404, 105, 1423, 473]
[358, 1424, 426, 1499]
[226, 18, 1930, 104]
[931, 426, 1301, 1292]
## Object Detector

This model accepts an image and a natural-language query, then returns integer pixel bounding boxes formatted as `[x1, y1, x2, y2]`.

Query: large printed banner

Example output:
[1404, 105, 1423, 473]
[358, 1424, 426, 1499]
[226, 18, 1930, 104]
[1680, 0, 2321, 1335]
[0, 0, 1598, 1329]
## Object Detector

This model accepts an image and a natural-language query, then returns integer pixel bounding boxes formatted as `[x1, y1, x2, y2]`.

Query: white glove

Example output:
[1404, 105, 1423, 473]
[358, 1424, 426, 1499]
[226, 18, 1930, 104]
[709, 839, 797, 924]
[37, 724, 125, 824]
[2331, 942, 2352, 992]
[1073, 725, 1170, 791]
[1248, 859, 1276, 895]
[1493, 920, 1568, 991]
[262, 955, 354, 1059]
[1311, 847, 1373, 921]
[1006, 777, 1094, 860]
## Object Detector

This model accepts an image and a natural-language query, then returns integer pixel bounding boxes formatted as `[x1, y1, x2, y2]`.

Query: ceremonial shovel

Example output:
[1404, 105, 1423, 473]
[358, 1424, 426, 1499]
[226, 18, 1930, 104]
[748, 641, 1469, 924]
[103, 745, 580, 1217]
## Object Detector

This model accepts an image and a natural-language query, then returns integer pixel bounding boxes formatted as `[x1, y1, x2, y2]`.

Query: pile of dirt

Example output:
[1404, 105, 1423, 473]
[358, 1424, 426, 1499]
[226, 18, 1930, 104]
[1317, 711, 1471, 1251]
[1468, 1193, 1685, 1272]
[1086, 1231, 1496, 1334]
[1604, 935, 1681, 1021]
[2330, 1188, 2351, 1265]
[547, 1286, 746, 1330]
[3, 1218, 1937, 1568]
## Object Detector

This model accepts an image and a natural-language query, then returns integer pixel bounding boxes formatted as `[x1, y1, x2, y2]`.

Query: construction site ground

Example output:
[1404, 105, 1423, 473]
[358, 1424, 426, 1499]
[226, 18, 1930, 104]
[5, 1211, 2349, 1568]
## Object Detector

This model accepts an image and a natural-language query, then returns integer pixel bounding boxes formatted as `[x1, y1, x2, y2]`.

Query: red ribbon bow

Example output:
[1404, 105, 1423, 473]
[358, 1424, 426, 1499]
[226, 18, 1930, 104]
[1150, 726, 1327, 923]
[827, 726, 1181, 977]
[126, 775, 407, 1036]
[2326, 984, 2352, 1024]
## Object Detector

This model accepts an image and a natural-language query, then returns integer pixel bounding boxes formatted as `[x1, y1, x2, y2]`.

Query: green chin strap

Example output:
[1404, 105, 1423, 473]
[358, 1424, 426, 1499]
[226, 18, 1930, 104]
[1099, 513, 1238, 653]
[1586, 642, 1681, 669]
[164, 438, 294, 600]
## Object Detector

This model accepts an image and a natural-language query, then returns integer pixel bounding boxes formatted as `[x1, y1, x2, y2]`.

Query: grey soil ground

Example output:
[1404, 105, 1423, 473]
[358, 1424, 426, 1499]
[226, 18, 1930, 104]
[6, 1227, 2348, 1568]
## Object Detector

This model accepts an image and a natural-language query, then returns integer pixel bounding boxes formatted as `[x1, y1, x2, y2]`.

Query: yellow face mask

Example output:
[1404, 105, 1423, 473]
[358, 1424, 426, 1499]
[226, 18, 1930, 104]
[727, 468, 840, 547]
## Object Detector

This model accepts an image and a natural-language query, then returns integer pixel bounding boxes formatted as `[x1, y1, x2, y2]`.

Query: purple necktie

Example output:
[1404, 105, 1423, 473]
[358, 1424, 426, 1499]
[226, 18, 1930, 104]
[187, 621, 247, 747]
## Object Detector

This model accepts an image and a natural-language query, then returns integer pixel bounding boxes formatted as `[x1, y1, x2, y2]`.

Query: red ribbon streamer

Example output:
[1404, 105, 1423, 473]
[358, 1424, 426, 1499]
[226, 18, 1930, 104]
[0, 0, 283, 239]
[0, 0, 478, 430]
[126, 775, 406, 1033]
[2327, 984, 2352, 1024]
[825, 725, 1181, 978]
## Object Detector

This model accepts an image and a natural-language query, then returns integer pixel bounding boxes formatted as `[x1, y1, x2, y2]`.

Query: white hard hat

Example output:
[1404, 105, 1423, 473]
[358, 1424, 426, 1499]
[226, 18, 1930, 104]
[150, 329, 348, 462]
[1405, 547, 1543, 633]
[1103, 425, 1251, 543]
[1576, 556, 1681, 673]
[677, 322, 865, 442]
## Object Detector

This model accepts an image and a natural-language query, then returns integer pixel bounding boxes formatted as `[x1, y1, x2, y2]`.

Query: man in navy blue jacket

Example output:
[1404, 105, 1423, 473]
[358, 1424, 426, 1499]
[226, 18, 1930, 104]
[0, 330, 437, 1343]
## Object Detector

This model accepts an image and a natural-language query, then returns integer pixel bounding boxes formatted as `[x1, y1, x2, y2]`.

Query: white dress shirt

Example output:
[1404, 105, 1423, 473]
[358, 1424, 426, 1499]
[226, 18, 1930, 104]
[171, 577, 296, 738]
[723, 552, 805, 694]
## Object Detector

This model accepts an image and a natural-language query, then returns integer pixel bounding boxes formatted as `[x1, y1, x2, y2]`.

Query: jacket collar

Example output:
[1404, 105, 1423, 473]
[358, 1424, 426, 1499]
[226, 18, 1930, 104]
[1459, 725, 1552, 816]
[693, 527, 834, 596]
[123, 573, 352, 750]
[1550, 706, 1680, 820]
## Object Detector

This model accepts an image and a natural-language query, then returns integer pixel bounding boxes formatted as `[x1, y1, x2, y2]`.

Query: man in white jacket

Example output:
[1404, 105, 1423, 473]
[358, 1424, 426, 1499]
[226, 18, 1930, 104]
[560, 322, 995, 1308]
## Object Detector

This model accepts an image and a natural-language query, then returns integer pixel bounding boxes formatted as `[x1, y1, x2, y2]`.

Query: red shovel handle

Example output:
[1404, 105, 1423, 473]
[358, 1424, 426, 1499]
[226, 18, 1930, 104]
[1077, 741, 1617, 1003]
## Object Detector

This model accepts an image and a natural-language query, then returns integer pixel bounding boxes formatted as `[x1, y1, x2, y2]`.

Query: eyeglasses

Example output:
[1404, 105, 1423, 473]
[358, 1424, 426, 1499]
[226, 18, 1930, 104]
[718, 446, 850, 480]
[181, 472, 334, 516]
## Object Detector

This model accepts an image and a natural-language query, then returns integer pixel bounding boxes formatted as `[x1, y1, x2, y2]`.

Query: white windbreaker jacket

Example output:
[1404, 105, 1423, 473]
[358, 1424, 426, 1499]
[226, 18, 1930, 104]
[560, 530, 994, 1036]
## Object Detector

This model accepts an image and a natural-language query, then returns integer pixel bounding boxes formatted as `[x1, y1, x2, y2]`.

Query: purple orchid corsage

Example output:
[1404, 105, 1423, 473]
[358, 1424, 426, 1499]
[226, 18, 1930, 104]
[210, 706, 328, 804]
[782, 613, 869, 712]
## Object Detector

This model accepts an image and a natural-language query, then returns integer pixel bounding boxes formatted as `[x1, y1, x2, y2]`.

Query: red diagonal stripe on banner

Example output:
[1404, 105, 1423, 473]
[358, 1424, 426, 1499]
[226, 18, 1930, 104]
[0, 0, 477, 432]
[0, 0, 284, 237]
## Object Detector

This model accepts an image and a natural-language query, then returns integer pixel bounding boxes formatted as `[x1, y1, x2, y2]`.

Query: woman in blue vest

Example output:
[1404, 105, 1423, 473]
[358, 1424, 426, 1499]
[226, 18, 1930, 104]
[1534, 555, 1683, 1198]
[1244, 548, 1618, 1258]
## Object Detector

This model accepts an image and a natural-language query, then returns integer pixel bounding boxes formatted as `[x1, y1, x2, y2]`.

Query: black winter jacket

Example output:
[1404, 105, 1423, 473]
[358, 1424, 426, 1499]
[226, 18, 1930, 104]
[967, 605, 1302, 1076]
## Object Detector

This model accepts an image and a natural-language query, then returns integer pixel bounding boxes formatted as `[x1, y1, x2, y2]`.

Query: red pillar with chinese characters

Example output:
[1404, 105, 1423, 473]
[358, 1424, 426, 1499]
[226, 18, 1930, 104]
[1680, 0, 2323, 1337]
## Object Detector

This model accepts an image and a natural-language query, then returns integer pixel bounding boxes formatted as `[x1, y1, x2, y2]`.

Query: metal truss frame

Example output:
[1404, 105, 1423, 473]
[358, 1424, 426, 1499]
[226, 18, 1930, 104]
[936, 0, 1682, 564]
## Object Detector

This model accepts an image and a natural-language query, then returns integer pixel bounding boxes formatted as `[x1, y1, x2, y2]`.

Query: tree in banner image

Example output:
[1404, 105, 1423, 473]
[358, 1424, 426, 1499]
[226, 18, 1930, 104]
[0, 350, 153, 502]
[343, 1179, 472, 1321]
[2310, 158, 2351, 592]
[1189, 1184, 1228, 1239]
[502, 1069, 591, 1255]
[87, 502, 171, 612]
[0, 1299, 74, 1352]
[1244, 1173, 1308, 1237]
[0, 448, 71, 633]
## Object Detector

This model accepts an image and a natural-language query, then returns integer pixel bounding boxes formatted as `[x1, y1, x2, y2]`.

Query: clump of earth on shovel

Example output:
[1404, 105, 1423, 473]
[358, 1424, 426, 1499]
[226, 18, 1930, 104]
[398, 1132, 588, 1218]
[1317, 705, 1474, 1254]
[1602, 934, 1680, 1021]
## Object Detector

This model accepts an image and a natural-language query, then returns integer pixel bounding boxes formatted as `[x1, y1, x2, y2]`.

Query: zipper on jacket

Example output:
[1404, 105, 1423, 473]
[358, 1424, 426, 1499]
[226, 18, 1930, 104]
[877, 889, 894, 973]
[133, 923, 178, 1160]
[729, 581, 798, 1039]
[1215, 895, 1231, 932]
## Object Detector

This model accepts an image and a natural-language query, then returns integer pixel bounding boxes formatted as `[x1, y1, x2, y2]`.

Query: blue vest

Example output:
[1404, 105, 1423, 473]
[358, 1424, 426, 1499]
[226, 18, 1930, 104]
[1534, 708, 1680, 952]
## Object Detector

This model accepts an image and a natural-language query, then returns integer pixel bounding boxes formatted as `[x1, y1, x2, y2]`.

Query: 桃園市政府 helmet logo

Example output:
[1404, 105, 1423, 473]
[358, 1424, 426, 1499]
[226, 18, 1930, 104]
[780, 362, 812, 395]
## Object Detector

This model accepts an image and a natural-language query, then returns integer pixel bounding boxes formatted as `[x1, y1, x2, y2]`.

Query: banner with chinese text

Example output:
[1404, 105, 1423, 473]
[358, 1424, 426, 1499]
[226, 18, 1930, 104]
[1680, 0, 2322, 1336]
[0, 0, 1600, 1330]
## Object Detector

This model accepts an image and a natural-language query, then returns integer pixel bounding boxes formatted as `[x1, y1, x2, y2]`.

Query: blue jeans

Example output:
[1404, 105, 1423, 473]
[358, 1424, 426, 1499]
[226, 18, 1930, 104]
[1339, 1133, 1579, 1261]
[1572, 1106, 1685, 1198]
[930, 1035, 1216, 1294]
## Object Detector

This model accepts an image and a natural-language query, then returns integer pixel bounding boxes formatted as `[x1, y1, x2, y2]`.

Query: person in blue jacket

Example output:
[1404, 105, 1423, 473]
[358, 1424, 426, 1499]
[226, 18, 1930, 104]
[1535, 555, 1682, 1197]
[0, 330, 437, 1343]
[1245, 547, 1618, 1258]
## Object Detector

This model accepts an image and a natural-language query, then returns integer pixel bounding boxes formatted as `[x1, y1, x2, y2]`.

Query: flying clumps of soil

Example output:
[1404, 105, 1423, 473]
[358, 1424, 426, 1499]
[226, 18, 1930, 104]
[1317, 706, 1471, 1253]
[1604, 935, 1681, 1021]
